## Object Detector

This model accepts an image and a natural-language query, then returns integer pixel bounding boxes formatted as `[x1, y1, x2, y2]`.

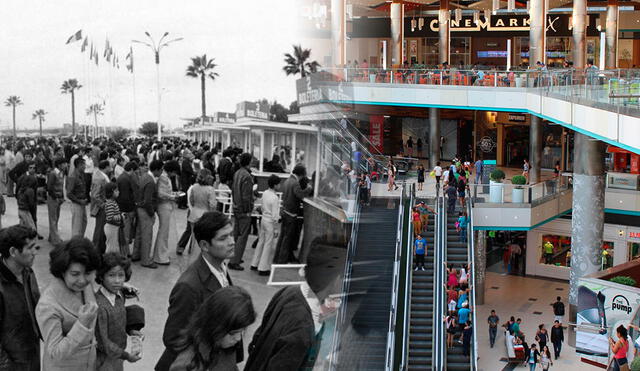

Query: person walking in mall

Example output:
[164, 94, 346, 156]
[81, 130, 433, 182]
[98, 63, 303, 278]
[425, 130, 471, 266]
[90, 160, 112, 253]
[0, 225, 41, 371]
[446, 183, 458, 213]
[487, 310, 500, 348]
[550, 320, 564, 359]
[251, 175, 281, 276]
[46, 157, 67, 245]
[610, 325, 630, 371]
[274, 164, 313, 264]
[433, 161, 443, 191]
[416, 163, 425, 191]
[133, 159, 162, 269]
[550, 296, 565, 323]
[474, 158, 483, 184]
[526, 343, 541, 371]
[536, 324, 549, 352]
[155, 211, 240, 371]
[523, 158, 531, 184]
[229, 153, 254, 271]
[414, 233, 426, 270]
[67, 157, 88, 237]
[153, 160, 180, 265]
[540, 345, 553, 370]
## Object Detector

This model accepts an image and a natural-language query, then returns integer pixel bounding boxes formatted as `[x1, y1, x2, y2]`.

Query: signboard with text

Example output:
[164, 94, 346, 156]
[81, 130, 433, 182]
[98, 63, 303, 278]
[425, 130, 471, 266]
[369, 116, 384, 153]
[236, 101, 269, 120]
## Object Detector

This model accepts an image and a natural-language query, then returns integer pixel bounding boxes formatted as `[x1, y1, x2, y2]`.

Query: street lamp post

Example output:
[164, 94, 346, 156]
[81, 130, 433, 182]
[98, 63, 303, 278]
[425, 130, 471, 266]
[132, 32, 183, 140]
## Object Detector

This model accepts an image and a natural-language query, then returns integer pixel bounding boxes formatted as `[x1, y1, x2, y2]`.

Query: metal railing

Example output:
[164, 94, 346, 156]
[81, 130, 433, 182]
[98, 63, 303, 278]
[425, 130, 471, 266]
[327, 185, 361, 369]
[397, 183, 416, 370]
[468, 175, 571, 205]
[386, 183, 407, 370]
[467, 189, 479, 370]
[433, 190, 446, 370]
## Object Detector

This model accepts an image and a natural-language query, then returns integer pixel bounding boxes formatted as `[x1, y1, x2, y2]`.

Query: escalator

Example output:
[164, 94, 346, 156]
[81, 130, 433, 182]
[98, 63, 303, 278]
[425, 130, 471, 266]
[407, 199, 436, 370]
[444, 203, 472, 371]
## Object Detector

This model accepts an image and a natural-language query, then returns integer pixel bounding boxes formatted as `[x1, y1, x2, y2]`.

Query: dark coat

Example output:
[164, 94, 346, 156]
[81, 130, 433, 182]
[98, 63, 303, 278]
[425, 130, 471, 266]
[280, 175, 312, 216]
[217, 158, 234, 186]
[231, 167, 254, 215]
[244, 286, 315, 371]
[179, 159, 195, 192]
[0, 261, 41, 369]
[550, 325, 564, 343]
[136, 173, 158, 217]
[116, 172, 138, 213]
[155, 257, 241, 371]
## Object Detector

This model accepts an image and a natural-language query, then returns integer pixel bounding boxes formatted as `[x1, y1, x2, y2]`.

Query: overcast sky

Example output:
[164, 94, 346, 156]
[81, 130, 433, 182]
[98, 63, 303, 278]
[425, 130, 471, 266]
[0, 0, 300, 132]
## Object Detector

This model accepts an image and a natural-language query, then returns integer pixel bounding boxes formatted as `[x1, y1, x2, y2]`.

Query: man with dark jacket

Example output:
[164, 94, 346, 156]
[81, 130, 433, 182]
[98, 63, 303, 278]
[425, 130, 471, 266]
[117, 162, 139, 246]
[90, 160, 112, 253]
[46, 157, 67, 245]
[133, 159, 162, 269]
[178, 149, 195, 209]
[274, 164, 313, 264]
[0, 225, 41, 371]
[550, 320, 564, 359]
[67, 157, 88, 237]
[155, 212, 240, 371]
[217, 148, 235, 188]
[229, 153, 254, 271]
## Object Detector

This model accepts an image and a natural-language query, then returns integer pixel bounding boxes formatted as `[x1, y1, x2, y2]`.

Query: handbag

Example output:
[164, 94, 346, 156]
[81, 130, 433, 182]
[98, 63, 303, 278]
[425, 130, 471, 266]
[617, 358, 630, 371]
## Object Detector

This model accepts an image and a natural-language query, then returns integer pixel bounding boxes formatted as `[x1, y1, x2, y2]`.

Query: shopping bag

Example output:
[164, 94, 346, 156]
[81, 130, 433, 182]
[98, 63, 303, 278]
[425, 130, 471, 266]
[429, 170, 435, 178]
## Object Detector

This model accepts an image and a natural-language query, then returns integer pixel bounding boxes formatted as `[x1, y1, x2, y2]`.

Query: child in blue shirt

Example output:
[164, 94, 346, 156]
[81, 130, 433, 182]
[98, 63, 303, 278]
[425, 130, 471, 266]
[414, 234, 427, 271]
[457, 211, 469, 243]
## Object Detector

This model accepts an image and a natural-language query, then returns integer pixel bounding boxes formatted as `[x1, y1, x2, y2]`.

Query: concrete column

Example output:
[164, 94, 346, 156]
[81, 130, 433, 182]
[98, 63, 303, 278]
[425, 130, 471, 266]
[529, 0, 546, 64]
[568, 132, 606, 345]
[529, 115, 543, 183]
[605, 0, 619, 69]
[429, 107, 440, 169]
[331, 0, 346, 67]
[474, 230, 486, 305]
[390, 0, 404, 66]
[572, 0, 588, 68]
[439, 0, 450, 64]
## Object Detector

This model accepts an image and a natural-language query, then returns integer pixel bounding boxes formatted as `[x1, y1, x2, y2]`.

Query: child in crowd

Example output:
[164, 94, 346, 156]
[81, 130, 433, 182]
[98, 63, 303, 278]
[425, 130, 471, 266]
[95, 252, 142, 370]
[104, 182, 125, 255]
[414, 234, 426, 271]
[446, 263, 459, 289]
[445, 311, 458, 349]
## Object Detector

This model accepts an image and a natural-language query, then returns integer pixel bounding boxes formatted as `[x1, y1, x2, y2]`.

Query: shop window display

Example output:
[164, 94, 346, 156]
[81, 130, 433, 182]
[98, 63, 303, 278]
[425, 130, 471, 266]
[629, 242, 640, 261]
[540, 235, 613, 270]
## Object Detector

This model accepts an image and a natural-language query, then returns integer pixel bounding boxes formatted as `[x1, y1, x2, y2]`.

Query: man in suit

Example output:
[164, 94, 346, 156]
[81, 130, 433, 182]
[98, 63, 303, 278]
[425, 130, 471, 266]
[90, 160, 112, 254]
[229, 153, 254, 271]
[217, 147, 235, 188]
[178, 149, 195, 209]
[133, 159, 162, 269]
[116, 161, 139, 249]
[46, 157, 67, 245]
[67, 157, 88, 237]
[274, 164, 313, 264]
[155, 211, 239, 371]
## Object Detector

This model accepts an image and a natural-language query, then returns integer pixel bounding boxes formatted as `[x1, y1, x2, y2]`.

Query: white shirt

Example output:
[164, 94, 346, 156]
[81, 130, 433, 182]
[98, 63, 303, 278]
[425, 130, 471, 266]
[261, 188, 280, 223]
[300, 282, 322, 334]
[434, 166, 443, 176]
[84, 155, 95, 174]
[99, 286, 122, 307]
[202, 256, 229, 288]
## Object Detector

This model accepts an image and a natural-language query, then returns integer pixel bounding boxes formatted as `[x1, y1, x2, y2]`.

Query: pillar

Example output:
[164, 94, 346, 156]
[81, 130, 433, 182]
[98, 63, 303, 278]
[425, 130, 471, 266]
[528, 0, 546, 64]
[439, 0, 450, 64]
[572, 0, 587, 68]
[429, 107, 440, 169]
[605, 0, 618, 69]
[529, 115, 543, 183]
[331, 0, 346, 67]
[390, 0, 404, 66]
[568, 132, 606, 345]
[474, 230, 486, 305]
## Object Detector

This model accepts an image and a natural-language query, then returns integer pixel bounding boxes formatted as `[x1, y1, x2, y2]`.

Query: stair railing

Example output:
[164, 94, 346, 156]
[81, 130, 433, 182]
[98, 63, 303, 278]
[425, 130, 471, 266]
[467, 189, 479, 370]
[433, 191, 446, 370]
[397, 183, 416, 370]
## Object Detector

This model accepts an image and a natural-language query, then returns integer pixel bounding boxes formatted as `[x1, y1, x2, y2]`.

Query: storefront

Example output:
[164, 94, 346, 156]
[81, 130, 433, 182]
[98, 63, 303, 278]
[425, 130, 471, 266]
[525, 218, 640, 280]
[350, 13, 601, 67]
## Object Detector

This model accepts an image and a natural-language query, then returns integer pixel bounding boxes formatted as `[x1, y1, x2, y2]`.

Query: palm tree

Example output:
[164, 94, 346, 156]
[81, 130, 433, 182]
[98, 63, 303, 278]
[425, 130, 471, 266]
[86, 103, 104, 138]
[186, 55, 219, 128]
[4, 96, 23, 139]
[283, 45, 320, 78]
[32, 109, 47, 137]
[61, 79, 82, 136]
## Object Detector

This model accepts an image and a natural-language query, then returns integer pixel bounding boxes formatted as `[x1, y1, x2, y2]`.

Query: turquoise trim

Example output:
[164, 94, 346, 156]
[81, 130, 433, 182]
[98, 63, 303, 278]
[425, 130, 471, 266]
[473, 208, 572, 231]
[604, 208, 640, 217]
[484, 160, 497, 165]
[330, 99, 640, 155]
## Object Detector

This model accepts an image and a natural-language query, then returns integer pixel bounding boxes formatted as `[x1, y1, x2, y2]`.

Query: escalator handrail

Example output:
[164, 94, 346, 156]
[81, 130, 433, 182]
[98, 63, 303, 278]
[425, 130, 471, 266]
[467, 189, 479, 370]
[433, 193, 446, 370]
[327, 186, 362, 370]
[385, 183, 407, 371]
[399, 183, 416, 370]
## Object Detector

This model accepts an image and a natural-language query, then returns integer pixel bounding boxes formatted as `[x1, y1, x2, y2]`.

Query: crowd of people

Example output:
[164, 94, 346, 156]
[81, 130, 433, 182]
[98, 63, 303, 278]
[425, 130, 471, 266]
[0, 135, 340, 371]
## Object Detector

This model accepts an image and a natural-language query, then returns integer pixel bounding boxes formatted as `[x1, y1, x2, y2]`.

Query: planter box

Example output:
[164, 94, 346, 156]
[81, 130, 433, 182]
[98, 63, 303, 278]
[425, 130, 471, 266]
[512, 188, 525, 203]
[490, 180, 503, 203]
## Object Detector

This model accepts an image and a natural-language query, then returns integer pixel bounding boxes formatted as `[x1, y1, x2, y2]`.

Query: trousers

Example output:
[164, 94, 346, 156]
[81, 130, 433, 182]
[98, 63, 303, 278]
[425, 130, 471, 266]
[552, 340, 561, 358]
[122, 211, 137, 245]
[251, 219, 277, 271]
[104, 223, 121, 254]
[489, 327, 497, 346]
[231, 214, 251, 265]
[19, 209, 36, 231]
[274, 213, 302, 264]
[47, 198, 64, 244]
[133, 208, 155, 265]
[70, 202, 87, 237]
[92, 208, 106, 254]
[153, 202, 173, 264]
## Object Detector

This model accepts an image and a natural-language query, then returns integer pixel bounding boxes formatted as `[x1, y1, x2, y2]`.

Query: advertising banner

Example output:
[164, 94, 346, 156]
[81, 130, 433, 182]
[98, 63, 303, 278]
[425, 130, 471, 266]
[576, 277, 640, 367]
[369, 116, 384, 153]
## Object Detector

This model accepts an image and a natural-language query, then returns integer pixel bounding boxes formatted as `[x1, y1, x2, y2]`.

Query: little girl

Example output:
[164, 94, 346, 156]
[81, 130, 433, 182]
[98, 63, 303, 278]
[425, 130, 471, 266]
[95, 252, 142, 370]
[412, 207, 422, 236]
[104, 182, 125, 255]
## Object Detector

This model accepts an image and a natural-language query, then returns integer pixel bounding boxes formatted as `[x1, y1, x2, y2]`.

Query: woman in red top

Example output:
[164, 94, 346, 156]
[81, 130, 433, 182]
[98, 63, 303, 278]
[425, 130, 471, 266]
[412, 208, 422, 236]
[610, 325, 629, 371]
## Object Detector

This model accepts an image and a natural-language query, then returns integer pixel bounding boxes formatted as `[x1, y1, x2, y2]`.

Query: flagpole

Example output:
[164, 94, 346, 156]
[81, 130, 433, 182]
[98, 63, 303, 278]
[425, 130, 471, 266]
[132, 67, 137, 135]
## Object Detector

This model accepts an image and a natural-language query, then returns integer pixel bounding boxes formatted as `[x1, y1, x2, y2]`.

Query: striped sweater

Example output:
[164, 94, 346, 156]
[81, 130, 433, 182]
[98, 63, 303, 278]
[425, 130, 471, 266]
[104, 199, 123, 226]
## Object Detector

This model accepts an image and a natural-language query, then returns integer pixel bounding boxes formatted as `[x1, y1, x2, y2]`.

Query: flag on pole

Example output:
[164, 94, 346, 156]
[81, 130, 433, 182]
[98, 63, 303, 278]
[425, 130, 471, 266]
[81, 37, 89, 52]
[66, 30, 83, 44]
[104, 38, 110, 58]
[93, 49, 99, 66]
[126, 46, 134, 73]
[89, 42, 94, 60]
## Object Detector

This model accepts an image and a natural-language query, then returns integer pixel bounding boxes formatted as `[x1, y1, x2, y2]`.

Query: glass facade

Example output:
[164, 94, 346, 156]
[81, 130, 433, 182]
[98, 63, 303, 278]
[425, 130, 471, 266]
[423, 37, 471, 66]
[630, 242, 640, 261]
[515, 36, 600, 67]
[540, 234, 614, 270]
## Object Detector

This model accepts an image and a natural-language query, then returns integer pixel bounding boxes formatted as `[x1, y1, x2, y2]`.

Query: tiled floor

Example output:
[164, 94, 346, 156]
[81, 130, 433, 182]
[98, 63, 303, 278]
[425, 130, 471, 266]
[476, 272, 599, 371]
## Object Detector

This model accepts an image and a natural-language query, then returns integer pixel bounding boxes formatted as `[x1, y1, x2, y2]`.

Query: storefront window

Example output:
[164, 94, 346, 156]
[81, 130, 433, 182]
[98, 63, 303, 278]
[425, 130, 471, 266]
[542, 124, 562, 169]
[629, 242, 640, 261]
[423, 37, 470, 67]
[541, 235, 614, 270]
[515, 37, 600, 68]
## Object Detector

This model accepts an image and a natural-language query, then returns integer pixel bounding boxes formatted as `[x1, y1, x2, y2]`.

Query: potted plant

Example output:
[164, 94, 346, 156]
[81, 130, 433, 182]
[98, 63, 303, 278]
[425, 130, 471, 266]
[609, 276, 637, 287]
[511, 175, 527, 203]
[489, 169, 505, 203]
